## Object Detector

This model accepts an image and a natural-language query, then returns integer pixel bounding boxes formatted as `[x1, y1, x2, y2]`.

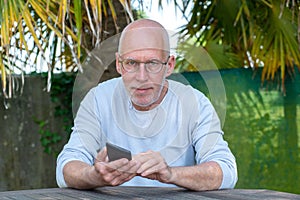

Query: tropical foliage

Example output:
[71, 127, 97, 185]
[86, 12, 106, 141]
[0, 0, 299, 96]
[0, 0, 132, 98]
[176, 0, 300, 93]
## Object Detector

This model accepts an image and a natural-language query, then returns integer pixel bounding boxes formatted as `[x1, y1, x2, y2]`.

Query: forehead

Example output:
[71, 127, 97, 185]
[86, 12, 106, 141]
[120, 49, 167, 60]
[118, 27, 170, 56]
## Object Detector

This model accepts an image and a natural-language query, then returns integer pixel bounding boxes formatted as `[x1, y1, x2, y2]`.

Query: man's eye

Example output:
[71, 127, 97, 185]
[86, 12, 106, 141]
[147, 61, 160, 67]
[125, 60, 137, 66]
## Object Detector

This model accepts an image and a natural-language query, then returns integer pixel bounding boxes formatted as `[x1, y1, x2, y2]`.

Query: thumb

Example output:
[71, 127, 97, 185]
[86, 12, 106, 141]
[96, 147, 108, 162]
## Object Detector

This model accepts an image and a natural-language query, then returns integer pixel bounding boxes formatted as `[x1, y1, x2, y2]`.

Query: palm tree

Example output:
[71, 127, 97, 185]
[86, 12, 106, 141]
[176, 0, 299, 92]
[0, 0, 133, 99]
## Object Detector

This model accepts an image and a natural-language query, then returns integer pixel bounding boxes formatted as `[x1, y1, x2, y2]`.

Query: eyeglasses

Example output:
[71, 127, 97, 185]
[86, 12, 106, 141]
[118, 56, 170, 74]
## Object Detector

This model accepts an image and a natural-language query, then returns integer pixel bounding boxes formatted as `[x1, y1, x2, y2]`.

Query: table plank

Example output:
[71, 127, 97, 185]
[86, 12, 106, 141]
[200, 189, 300, 200]
[0, 187, 299, 200]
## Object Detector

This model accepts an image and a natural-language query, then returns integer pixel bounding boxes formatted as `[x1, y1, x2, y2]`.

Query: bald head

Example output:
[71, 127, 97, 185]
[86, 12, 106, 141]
[118, 19, 170, 56]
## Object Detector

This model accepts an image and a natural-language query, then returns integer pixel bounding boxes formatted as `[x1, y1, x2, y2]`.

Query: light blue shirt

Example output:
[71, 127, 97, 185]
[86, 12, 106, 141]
[56, 77, 237, 188]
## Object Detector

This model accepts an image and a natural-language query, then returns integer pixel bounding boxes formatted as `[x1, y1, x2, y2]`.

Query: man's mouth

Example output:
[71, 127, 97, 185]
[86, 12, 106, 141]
[131, 86, 153, 95]
[133, 87, 152, 94]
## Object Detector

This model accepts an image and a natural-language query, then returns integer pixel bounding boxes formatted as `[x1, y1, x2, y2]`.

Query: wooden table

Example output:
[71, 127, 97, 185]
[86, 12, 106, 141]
[0, 186, 299, 200]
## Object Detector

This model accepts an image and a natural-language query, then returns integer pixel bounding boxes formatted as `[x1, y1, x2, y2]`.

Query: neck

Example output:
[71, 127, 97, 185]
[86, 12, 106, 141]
[133, 81, 169, 111]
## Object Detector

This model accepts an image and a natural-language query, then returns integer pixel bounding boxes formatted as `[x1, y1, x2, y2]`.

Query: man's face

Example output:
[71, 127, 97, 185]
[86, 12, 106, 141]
[116, 24, 174, 109]
[116, 49, 172, 109]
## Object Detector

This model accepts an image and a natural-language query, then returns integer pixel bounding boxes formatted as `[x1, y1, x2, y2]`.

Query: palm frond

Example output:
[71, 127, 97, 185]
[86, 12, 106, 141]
[0, 0, 133, 100]
[176, 0, 300, 91]
[250, 1, 300, 92]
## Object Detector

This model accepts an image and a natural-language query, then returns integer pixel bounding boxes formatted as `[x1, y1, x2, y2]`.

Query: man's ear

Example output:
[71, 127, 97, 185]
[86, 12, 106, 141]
[115, 53, 122, 75]
[165, 55, 175, 77]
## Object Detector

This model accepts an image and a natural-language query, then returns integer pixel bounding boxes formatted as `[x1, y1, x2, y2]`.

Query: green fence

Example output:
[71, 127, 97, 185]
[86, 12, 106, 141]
[181, 68, 300, 194]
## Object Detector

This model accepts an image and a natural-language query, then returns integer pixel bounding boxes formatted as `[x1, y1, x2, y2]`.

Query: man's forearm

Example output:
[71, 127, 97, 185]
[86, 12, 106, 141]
[63, 160, 223, 191]
[63, 160, 103, 189]
[167, 161, 223, 191]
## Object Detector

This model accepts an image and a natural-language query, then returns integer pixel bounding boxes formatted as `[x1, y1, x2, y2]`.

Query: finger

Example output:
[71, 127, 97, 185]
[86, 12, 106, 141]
[117, 159, 141, 174]
[95, 160, 140, 186]
[135, 153, 163, 174]
[110, 161, 141, 185]
[137, 153, 168, 176]
[94, 162, 126, 185]
[94, 158, 128, 175]
[140, 163, 164, 176]
[106, 163, 138, 185]
[107, 158, 130, 172]
[95, 147, 108, 162]
[141, 164, 164, 176]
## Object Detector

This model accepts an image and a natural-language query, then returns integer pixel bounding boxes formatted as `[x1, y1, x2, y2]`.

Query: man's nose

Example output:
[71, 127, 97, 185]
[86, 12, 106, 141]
[135, 64, 148, 81]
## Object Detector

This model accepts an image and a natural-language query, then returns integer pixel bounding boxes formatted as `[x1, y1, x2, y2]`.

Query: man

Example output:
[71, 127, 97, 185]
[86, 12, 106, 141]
[56, 19, 237, 191]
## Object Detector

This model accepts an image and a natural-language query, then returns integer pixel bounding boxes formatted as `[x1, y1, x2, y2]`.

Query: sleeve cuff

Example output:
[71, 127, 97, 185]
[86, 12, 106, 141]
[217, 160, 238, 189]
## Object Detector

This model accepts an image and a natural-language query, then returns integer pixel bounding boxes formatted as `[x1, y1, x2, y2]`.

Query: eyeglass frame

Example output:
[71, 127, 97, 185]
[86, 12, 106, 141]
[118, 55, 170, 74]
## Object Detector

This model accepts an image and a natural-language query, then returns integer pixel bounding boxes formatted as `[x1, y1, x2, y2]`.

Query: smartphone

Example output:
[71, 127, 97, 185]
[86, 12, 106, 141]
[106, 142, 132, 161]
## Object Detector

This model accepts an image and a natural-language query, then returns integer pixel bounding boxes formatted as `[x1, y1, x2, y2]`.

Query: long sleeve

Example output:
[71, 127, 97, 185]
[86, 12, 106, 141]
[191, 89, 238, 189]
[56, 88, 105, 187]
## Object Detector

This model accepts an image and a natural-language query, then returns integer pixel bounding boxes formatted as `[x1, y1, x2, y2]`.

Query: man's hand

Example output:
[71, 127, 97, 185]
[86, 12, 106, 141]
[133, 150, 173, 183]
[63, 147, 141, 189]
[92, 147, 141, 186]
[132, 150, 223, 191]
